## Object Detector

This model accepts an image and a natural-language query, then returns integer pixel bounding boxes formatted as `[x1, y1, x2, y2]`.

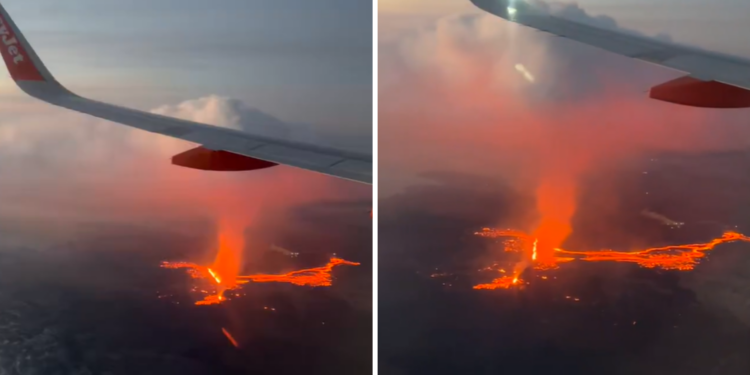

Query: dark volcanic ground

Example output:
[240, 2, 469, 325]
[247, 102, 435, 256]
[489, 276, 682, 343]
[0, 200, 372, 375]
[379, 151, 750, 375]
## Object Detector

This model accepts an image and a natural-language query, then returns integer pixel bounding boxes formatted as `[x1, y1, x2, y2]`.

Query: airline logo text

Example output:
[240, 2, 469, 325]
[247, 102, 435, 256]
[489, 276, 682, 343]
[0, 17, 24, 64]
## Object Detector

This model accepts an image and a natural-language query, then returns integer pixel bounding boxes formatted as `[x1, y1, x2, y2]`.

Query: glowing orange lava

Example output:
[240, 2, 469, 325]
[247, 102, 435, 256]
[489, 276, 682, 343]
[473, 227, 750, 289]
[161, 217, 360, 304]
[222, 327, 239, 348]
[208, 218, 245, 293]
[556, 231, 750, 270]
[162, 257, 360, 305]
[532, 178, 576, 263]
[235, 257, 360, 286]
[207, 268, 222, 284]
[474, 275, 522, 290]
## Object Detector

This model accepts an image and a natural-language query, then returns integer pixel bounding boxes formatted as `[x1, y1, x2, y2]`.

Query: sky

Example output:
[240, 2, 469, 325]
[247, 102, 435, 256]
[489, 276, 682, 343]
[381, 0, 750, 66]
[1, 0, 372, 135]
[0, 0, 372, 236]
[380, 0, 750, 58]
[379, 0, 750, 197]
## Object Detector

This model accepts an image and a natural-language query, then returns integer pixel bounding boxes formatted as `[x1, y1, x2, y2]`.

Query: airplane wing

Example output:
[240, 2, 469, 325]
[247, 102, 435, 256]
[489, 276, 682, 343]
[0, 2, 371, 184]
[471, 0, 750, 109]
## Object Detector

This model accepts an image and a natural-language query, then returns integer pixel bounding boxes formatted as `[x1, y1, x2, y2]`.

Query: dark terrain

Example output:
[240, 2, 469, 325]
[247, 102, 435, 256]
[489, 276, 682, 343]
[0, 200, 372, 375]
[379, 151, 750, 375]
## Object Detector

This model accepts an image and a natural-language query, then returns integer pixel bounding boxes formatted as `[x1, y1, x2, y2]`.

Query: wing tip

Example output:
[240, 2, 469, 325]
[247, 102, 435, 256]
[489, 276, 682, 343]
[0, 3, 53, 83]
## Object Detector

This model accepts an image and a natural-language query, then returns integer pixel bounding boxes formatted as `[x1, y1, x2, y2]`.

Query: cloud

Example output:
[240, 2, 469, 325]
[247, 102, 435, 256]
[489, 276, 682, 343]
[0, 95, 320, 169]
[149, 95, 369, 151]
[384, 5, 677, 105]
[150, 94, 319, 143]
[531, 0, 674, 42]
[379, 6, 750, 231]
[152, 95, 285, 134]
[0, 95, 367, 233]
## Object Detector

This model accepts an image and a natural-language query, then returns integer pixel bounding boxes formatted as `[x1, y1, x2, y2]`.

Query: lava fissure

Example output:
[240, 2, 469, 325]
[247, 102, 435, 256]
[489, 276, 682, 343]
[162, 257, 360, 305]
[472, 227, 750, 289]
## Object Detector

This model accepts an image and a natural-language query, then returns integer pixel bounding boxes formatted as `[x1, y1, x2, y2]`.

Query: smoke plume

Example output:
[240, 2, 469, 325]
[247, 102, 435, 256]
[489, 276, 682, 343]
[380, 5, 750, 250]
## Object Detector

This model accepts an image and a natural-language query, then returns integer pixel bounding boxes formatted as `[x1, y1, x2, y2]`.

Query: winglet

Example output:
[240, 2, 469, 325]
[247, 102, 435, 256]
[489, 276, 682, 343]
[0, 2, 56, 83]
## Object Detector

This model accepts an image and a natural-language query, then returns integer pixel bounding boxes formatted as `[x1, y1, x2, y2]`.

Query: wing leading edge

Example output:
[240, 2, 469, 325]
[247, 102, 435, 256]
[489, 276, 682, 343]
[0, 2, 371, 184]
[471, 0, 750, 108]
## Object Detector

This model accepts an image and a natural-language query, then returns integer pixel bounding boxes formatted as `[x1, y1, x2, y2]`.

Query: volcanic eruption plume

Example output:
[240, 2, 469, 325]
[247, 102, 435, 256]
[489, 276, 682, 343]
[530, 173, 577, 267]
[161, 215, 360, 305]
[379, 10, 750, 291]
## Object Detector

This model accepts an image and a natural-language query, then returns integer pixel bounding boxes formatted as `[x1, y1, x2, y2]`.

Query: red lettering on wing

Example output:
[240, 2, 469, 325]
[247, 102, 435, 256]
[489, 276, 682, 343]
[0, 13, 44, 81]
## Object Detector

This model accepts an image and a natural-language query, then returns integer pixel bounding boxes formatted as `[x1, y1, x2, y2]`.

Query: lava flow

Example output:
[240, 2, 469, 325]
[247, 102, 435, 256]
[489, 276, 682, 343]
[235, 257, 360, 286]
[473, 227, 750, 289]
[160, 216, 360, 305]
[222, 327, 239, 348]
[557, 231, 750, 270]
[474, 275, 523, 290]
[162, 257, 360, 305]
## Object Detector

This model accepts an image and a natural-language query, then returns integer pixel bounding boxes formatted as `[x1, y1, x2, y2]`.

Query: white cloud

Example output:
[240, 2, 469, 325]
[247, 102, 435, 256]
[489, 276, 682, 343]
[152, 95, 254, 132]
[0, 95, 323, 170]
[152, 94, 320, 144]
[0, 95, 355, 227]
